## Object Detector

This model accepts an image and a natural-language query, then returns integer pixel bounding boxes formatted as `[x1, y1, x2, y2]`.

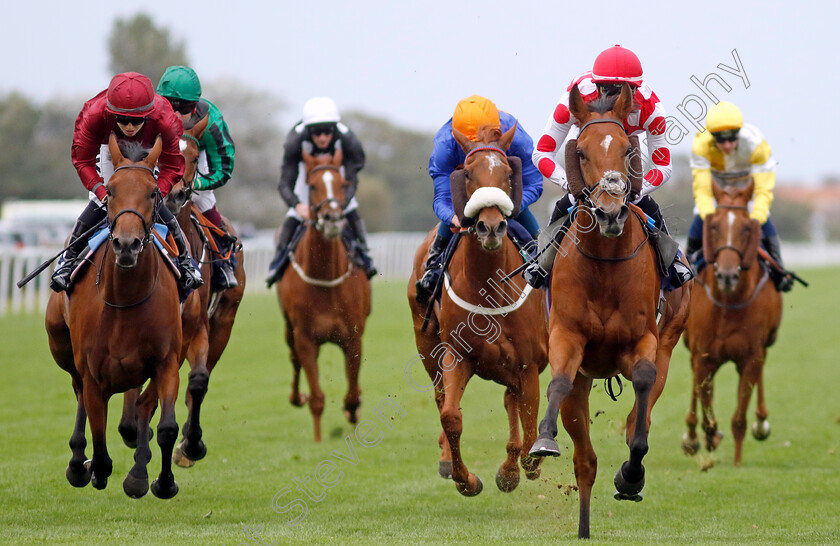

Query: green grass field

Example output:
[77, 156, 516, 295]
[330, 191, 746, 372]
[1, 269, 839, 544]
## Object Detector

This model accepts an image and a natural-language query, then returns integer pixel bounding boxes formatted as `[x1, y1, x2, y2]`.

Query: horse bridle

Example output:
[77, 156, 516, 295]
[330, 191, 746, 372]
[707, 204, 750, 264]
[107, 165, 161, 248]
[307, 165, 348, 229]
[576, 118, 632, 209]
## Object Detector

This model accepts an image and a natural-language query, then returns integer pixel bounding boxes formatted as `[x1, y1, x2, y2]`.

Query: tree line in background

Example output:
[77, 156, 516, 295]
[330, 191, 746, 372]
[0, 13, 830, 241]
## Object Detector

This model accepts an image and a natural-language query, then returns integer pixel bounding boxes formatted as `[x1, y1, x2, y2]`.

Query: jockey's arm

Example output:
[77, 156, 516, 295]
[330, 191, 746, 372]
[193, 117, 235, 191]
[278, 131, 303, 207]
[509, 124, 544, 208]
[428, 127, 460, 224]
[532, 93, 574, 191]
[71, 105, 108, 201]
[749, 139, 776, 224]
[638, 102, 672, 197]
[339, 130, 366, 203]
[690, 136, 716, 218]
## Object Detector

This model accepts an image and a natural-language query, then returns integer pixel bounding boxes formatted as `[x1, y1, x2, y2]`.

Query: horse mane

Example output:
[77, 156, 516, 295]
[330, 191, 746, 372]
[586, 93, 620, 114]
[118, 141, 150, 163]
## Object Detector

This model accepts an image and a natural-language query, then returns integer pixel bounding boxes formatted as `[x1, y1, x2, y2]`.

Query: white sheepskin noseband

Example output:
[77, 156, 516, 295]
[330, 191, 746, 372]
[464, 187, 514, 218]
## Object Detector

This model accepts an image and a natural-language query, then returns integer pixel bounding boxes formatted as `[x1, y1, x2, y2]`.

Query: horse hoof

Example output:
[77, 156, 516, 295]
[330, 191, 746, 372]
[529, 437, 561, 457]
[172, 442, 196, 468]
[290, 393, 309, 407]
[455, 474, 483, 497]
[706, 430, 724, 451]
[85, 460, 108, 490]
[438, 460, 453, 479]
[123, 473, 149, 498]
[119, 425, 138, 449]
[681, 433, 700, 456]
[613, 463, 644, 502]
[752, 420, 771, 441]
[151, 478, 179, 499]
[66, 464, 91, 488]
[495, 467, 520, 492]
[183, 439, 207, 461]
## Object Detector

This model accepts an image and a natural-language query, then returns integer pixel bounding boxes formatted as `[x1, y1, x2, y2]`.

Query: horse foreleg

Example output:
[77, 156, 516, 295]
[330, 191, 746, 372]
[496, 387, 522, 492]
[433, 387, 453, 479]
[697, 357, 723, 452]
[531, 330, 583, 457]
[518, 365, 543, 480]
[285, 316, 308, 407]
[66, 380, 90, 488]
[176, 325, 210, 465]
[732, 355, 762, 466]
[751, 364, 771, 442]
[682, 353, 702, 456]
[295, 337, 324, 442]
[82, 376, 112, 490]
[614, 356, 656, 502]
[151, 356, 181, 499]
[341, 337, 362, 424]
[440, 361, 481, 496]
[560, 374, 595, 540]
[123, 380, 158, 498]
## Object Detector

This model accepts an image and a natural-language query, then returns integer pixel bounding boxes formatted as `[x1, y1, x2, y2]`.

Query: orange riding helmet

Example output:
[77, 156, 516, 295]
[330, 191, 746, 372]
[452, 95, 500, 142]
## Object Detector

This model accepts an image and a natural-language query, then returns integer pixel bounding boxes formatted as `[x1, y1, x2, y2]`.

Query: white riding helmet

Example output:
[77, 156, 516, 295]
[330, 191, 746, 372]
[302, 97, 341, 125]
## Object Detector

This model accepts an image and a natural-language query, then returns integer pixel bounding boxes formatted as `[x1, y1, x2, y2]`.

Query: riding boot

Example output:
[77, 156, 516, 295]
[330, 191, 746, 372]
[763, 235, 793, 292]
[523, 196, 573, 289]
[346, 209, 378, 279]
[50, 202, 106, 293]
[212, 224, 239, 290]
[415, 232, 450, 305]
[50, 219, 94, 293]
[685, 236, 704, 272]
[636, 196, 693, 290]
[266, 217, 302, 287]
[163, 212, 204, 291]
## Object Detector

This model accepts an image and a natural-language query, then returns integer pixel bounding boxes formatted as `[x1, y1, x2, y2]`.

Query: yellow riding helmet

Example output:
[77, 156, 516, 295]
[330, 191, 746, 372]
[452, 95, 500, 141]
[705, 101, 744, 133]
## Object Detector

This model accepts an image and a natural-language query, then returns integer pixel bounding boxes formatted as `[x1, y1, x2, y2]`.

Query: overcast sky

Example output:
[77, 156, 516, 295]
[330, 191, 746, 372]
[2, 0, 837, 185]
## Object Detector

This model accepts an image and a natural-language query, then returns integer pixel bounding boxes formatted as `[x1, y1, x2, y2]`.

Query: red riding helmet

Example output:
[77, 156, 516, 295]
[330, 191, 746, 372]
[591, 45, 643, 87]
[105, 72, 156, 116]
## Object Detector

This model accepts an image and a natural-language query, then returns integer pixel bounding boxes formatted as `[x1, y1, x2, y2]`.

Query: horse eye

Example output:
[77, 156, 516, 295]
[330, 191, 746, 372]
[576, 149, 585, 159]
[464, 170, 471, 180]
[105, 187, 112, 196]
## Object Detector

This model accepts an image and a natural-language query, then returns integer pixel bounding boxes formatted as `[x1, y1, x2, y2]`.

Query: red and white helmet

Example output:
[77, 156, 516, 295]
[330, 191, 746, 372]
[105, 72, 156, 116]
[591, 45, 643, 87]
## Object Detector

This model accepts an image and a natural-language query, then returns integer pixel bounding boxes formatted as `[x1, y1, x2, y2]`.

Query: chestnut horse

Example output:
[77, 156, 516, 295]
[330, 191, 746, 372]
[681, 178, 782, 466]
[407, 124, 548, 496]
[276, 150, 371, 442]
[528, 84, 690, 538]
[45, 135, 182, 499]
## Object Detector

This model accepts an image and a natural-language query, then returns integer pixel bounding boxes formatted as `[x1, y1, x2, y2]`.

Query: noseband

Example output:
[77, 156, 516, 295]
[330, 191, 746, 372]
[708, 204, 750, 263]
[576, 118, 631, 209]
[107, 164, 160, 248]
[307, 165, 347, 228]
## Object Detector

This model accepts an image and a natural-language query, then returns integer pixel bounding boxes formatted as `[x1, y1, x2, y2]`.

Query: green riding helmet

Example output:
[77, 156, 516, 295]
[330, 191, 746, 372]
[157, 66, 202, 101]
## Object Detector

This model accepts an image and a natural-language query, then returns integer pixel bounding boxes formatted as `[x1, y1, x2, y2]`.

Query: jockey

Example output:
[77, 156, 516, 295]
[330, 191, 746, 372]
[51, 72, 203, 293]
[525, 44, 692, 290]
[414, 95, 544, 305]
[687, 101, 793, 292]
[157, 65, 239, 290]
[266, 97, 377, 286]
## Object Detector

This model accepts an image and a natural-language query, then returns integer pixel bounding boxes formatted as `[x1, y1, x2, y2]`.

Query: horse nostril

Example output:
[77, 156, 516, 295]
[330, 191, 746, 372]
[498, 220, 507, 232]
[129, 238, 142, 253]
[475, 221, 488, 235]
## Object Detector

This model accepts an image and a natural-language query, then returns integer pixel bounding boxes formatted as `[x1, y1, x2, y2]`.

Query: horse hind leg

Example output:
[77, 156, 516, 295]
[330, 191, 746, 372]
[519, 366, 544, 480]
[732, 357, 762, 466]
[176, 338, 210, 465]
[285, 318, 308, 407]
[614, 358, 656, 503]
[560, 374, 596, 540]
[119, 387, 147, 448]
[295, 337, 325, 442]
[682, 355, 702, 456]
[496, 387, 522, 493]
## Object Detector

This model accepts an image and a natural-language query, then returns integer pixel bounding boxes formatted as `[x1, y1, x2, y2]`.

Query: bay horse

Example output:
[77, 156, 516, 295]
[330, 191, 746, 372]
[407, 124, 548, 496]
[276, 149, 371, 442]
[681, 178, 782, 466]
[528, 84, 690, 538]
[45, 134, 182, 499]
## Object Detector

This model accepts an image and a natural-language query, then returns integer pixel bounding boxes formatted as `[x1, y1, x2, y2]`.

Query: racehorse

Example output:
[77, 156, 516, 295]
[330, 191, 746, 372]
[407, 124, 548, 496]
[118, 115, 247, 468]
[681, 178, 782, 466]
[276, 149, 371, 442]
[527, 84, 691, 538]
[45, 134, 182, 499]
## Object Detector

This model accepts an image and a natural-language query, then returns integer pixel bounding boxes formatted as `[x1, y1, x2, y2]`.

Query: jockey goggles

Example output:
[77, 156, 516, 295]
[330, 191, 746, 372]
[597, 83, 624, 97]
[309, 122, 335, 136]
[166, 98, 198, 115]
[114, 114, 146, 126]
[712, 129, 740, 143]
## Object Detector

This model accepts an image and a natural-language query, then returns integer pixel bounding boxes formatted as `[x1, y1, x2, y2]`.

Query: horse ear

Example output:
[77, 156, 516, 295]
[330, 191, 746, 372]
[702, 216, 715, 266]
[145, 136, 163, 167]
[332, 147, 344, 169]
[612, 83, 636, 120]
[711, 178, 725, 202]
[568, 85, 589, 125]
[499, 122, 517, 151]
[302, 149, 316, 173]
[190, 115, 209, 139]
[108, 132, 125, 167]
[452, 126, 472, 153]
